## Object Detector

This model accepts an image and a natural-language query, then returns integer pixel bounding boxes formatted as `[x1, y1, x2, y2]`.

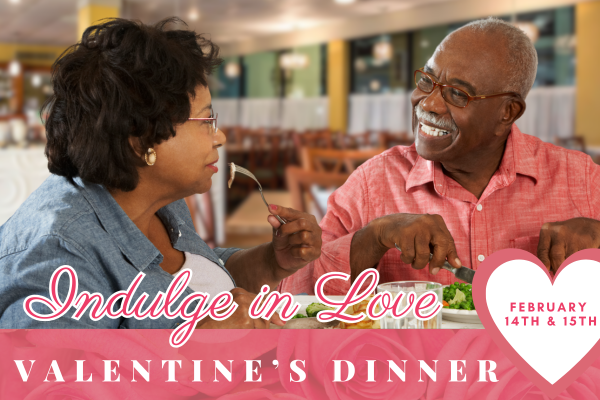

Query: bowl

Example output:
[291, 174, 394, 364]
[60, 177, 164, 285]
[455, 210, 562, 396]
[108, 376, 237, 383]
[441, 285, 481, 324]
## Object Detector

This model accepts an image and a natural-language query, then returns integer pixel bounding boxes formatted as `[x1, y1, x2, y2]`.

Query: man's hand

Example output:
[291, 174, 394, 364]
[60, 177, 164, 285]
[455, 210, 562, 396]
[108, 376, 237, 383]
[197, 288, 284, 329]
[374, 213, 462, 274]
[537, 217, 600, 273]
[267, 204, 322, 274]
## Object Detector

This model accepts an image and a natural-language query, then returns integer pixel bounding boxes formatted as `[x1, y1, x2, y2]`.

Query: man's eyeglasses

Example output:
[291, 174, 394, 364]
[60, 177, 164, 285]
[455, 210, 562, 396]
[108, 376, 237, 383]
[414, 68, 520, 108]
[188, 112, 218, 136]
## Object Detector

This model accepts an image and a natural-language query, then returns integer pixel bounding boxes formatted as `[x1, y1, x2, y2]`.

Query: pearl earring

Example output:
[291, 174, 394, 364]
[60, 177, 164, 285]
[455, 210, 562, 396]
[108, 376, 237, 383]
[145, 148, 156, 166]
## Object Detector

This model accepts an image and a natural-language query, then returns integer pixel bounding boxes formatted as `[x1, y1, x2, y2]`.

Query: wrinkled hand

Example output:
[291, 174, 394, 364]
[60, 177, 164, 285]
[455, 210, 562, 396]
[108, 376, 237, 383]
[197, 288, 284, 329]
[537, 217, 600, 273]
[374, 213, 462, 274]
[267, 204, 322, 273]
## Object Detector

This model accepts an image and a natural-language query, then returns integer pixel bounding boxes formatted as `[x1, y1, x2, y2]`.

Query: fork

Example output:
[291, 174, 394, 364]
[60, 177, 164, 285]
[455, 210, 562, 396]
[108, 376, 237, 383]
[230, 163, 288, 225]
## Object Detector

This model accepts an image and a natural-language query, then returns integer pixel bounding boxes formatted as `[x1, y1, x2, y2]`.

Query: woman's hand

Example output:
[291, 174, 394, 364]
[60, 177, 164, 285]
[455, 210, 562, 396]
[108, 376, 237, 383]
[267, 204, 322, 274]
[197, 288, 284, 329]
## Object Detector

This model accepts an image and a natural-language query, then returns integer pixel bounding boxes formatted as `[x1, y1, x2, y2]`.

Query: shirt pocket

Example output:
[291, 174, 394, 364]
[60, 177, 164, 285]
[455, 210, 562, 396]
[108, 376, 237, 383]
[509, 235, 540, 256]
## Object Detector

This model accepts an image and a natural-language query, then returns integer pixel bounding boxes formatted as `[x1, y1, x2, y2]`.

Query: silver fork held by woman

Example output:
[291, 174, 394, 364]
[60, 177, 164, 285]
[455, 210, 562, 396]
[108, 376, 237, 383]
[232, 164, 288, 225]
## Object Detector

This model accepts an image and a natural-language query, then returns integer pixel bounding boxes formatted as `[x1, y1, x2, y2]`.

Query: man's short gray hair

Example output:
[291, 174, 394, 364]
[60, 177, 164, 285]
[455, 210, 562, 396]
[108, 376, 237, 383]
[458, 17, 538, 98]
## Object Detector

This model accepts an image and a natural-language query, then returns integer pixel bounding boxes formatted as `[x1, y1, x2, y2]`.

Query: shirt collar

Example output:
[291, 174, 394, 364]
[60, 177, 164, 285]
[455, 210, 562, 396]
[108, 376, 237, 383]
[510, 124, 538, 183]
[405, 151, 436, 191]
[76, 178, 186, 271]
[406, 124, 538, 193]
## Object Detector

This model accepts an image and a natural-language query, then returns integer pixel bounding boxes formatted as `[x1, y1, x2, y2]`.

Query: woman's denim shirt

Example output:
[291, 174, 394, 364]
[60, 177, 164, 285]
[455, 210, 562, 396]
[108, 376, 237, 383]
[0, 175, 240, 329]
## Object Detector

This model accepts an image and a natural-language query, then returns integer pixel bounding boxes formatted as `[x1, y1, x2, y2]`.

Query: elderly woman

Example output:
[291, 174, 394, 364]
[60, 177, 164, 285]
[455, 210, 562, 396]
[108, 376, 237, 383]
[0, 18, 321, 329]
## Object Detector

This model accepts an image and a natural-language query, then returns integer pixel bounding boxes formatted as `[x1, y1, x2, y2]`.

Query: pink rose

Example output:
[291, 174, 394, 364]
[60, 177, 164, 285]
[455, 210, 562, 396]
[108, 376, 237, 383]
[215, 388, 307, 400]
[522, 362, 600, 400]
[277, 330, 455, 400]
[428, 331, 600, 400]
[426, 330, 530, 400]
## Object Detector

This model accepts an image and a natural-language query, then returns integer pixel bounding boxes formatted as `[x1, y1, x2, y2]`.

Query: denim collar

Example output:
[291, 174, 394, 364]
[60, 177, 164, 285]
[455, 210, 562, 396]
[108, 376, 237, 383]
[75, 178, 202, 271]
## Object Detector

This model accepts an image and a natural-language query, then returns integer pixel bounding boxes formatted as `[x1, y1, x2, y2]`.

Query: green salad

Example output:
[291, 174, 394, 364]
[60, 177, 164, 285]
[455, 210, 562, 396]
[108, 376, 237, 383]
[442, 283, 475, 310]
[292, 302, 335, 319]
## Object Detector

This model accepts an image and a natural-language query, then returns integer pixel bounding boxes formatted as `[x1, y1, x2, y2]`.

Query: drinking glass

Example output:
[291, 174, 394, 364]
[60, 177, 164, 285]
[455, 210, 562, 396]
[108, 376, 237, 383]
[376, 281, 443, 329]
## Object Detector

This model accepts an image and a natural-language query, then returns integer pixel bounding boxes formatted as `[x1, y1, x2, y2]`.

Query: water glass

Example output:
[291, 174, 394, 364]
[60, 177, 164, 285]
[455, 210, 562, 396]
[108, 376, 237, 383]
[377, 281, 443, 329]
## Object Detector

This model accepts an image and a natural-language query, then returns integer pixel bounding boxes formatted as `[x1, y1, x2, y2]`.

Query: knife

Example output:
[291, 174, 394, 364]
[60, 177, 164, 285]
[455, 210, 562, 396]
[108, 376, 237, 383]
[394, 243, 475, 284]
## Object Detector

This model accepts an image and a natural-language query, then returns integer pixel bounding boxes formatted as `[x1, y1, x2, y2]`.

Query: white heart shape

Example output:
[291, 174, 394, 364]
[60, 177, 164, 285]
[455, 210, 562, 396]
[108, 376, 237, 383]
[487, 259, 600, 384]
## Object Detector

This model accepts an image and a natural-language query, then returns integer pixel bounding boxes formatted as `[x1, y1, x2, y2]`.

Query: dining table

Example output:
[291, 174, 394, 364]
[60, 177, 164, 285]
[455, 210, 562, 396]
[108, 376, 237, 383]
[291, 295, 484, 329]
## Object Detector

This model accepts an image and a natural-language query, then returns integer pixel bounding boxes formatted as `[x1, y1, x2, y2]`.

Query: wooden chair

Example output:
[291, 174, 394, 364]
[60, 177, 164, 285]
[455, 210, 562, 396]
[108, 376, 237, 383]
[300, 147, 385, 174]
[554, 136, 586, 153]
[184, 194, 215, 247]
[378, 131, 413, 148]
[337, 131, 372, 149]
[292, 129, 335, 149]
[244, 128, 280, 190]
[285, 166, 350, 221]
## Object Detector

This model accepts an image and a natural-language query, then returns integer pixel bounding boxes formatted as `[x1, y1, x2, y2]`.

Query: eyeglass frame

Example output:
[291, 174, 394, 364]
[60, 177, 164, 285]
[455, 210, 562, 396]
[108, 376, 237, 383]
[188, 112, 219, 135]
[414, 68, 521, 108]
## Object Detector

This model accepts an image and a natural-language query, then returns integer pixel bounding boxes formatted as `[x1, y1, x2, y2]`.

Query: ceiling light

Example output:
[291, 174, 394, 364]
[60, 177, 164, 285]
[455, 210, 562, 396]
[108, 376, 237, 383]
[9, 0, 20, 4]
[373, 42, 392, 62]
[31, 74, 42, 88]
[8, 60, 21, 77]
[279, 53, 309, 70]
[369, 79, 381, 92]
[224, 62, 240, 78]
[334, 0, 356, 4]
[354, 58, 367, 73]
[188, 8, 200, 21]
[513, 22, 539, 43]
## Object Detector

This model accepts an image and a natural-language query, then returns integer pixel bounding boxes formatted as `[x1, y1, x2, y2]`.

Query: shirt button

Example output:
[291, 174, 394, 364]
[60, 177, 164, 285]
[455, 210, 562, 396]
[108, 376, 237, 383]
[178, 231, 182, 237]
[476, 204, 483, 211]
[219, 258, 224, 265]
[478, 254, 485, 262]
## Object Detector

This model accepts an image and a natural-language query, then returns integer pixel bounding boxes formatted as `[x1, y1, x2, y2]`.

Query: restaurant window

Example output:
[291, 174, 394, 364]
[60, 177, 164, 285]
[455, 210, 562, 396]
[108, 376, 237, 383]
[446, 6, 575, 88]
[213, 56, 242, 98]
[350, 35, 393, 94]
[23, 70, 52, 124]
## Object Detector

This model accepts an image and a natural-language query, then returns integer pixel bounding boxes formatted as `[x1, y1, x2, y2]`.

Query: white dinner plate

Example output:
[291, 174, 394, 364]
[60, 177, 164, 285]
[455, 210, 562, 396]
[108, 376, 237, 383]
[441, 308, 481, 324]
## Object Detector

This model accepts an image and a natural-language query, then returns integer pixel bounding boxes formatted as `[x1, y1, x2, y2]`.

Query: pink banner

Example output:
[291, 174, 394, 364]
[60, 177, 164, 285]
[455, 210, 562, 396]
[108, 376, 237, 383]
[1, 329, 599, 399]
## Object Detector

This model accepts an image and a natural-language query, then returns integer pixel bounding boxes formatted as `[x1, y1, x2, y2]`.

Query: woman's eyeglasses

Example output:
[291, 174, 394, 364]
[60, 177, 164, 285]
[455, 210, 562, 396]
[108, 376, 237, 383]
[188, 112, 218, 136]
[414, 68, 520, 108]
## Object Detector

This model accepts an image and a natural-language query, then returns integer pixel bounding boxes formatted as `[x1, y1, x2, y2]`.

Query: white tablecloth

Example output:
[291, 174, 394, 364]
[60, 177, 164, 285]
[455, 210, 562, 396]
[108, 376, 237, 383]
[516, 86, 576, 142]
[281, 97, 329, 131]
[239, 98, 282, 129]
[348, 93, 413, 135]
[211, 99, 240, 127]
[0, 147, 50, 225]
[214, 97, 330, 131]
[347, 87, 576, 142]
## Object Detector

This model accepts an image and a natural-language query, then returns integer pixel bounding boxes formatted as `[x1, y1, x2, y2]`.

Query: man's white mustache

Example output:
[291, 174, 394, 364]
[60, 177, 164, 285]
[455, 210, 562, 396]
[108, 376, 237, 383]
[415, 103, 457, 132]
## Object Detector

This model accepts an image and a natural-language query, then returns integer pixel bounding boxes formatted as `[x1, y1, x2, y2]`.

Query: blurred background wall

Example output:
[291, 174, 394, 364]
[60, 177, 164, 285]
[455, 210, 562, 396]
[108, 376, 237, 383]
[0, 0, 598, 249]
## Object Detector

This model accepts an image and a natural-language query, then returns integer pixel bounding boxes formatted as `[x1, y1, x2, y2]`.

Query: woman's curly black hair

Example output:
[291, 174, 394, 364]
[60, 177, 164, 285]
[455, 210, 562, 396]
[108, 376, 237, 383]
[43, 17, 222, 191]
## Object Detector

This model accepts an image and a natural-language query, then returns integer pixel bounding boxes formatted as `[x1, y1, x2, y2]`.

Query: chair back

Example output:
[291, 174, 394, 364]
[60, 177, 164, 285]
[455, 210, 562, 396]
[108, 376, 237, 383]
[378, 131, 414, 148]
[185, 194, 215, 247]
[300, 147, 384, 174]
[555, 136, 586, 153]
[285, 166, 349, 221]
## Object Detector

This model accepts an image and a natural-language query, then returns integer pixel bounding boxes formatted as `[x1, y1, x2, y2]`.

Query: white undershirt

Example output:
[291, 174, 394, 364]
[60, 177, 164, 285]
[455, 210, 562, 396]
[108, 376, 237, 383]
[172, 252, 234, 298]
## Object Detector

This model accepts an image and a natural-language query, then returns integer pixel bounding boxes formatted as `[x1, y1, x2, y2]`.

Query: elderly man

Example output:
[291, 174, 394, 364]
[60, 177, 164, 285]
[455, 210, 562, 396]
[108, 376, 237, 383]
[280, 17, 600, 295]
